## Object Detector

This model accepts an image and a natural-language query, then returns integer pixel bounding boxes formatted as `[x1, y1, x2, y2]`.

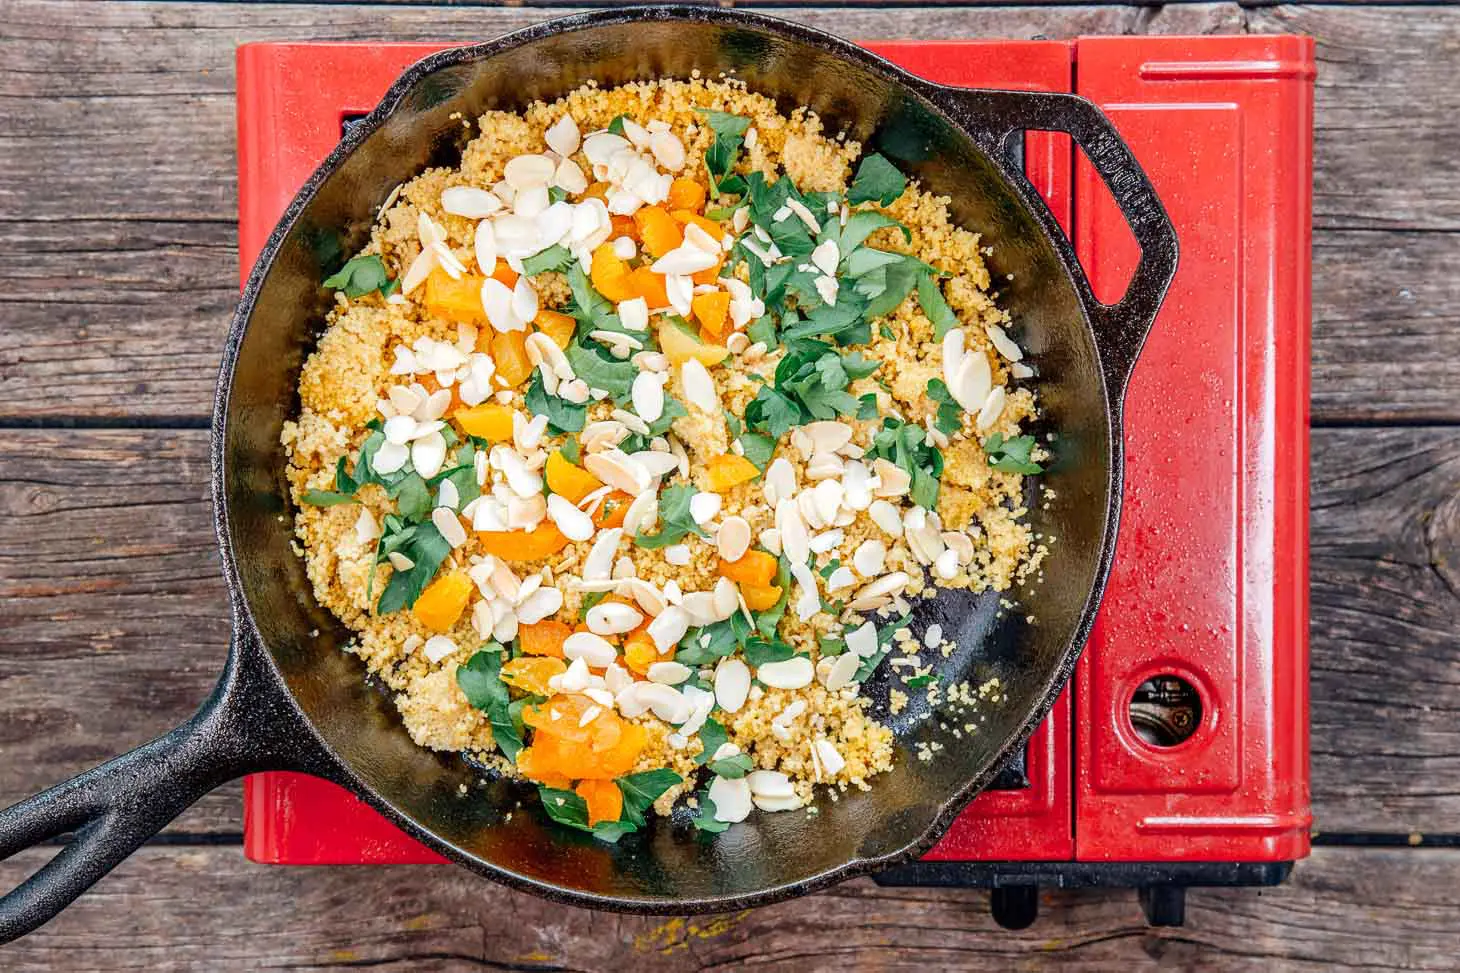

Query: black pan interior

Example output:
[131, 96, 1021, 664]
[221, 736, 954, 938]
[221, 10, 1114, 907]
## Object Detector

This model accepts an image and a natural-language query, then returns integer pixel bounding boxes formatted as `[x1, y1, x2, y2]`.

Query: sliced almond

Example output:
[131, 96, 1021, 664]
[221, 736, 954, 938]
[717, 515, 751, 562]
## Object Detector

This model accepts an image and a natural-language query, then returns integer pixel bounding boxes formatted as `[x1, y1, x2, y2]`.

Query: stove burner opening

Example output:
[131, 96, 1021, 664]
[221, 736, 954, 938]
[1129, 676, 1202, 747]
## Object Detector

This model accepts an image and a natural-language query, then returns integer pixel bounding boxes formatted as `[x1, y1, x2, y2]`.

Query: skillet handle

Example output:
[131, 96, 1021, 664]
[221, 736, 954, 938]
[0, 631, 330, 944]
[925, 86, 1179, 402]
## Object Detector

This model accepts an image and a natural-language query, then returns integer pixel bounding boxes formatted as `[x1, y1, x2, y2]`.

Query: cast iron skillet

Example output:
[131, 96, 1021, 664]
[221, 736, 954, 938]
[0, 6, 1176, 942]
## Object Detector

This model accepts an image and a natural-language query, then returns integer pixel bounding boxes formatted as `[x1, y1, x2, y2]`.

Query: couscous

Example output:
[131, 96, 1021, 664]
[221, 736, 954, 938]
[282, 76, 1046, 839]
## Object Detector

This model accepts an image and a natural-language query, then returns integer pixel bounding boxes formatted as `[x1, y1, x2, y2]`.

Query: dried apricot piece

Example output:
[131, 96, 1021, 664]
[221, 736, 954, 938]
[670, 209, 723, 242]
[622, 629, 663, 676]
[520, 620, 571, 658]
[501, 656, 567, 697]
[659, 320, 729, 367]
[706, 454, 760, 492]
[422, 268, 487, 324]
[453, 402, 514, 442]
[477, 522, 569, 562]
[411, 572, 473, 632]
[546, 450, 603, 503]
[691, 256, 725, 287]
[488, 259, 519, 289]
[691, 291, 731, 337]
[667, 178, 707, 213]
[593, 491, 633, 530]
[719, 550, 778, 587]
[630, 266, 670, 308]
[491, 330, 532, 388]
[575, 778, 624, 826]
[741, 583, 783, 611]
[634, 206, 683, 258]
[534, 308, 576, 349]
[590, 245, 637, 302]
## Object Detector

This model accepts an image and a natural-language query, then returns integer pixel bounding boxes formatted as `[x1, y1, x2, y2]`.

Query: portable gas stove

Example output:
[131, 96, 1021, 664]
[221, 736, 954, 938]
[237, 34, 1313, 928]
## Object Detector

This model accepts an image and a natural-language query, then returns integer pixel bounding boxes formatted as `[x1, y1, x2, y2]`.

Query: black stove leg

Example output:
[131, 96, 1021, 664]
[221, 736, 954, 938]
[1139, 885, 1186, 926]
[990, 885, 1039, 929]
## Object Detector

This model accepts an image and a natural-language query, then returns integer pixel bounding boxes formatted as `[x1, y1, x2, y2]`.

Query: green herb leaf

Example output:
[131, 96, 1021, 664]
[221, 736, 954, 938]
[322, 254, 398, 298]
[737, 431, 778, 471]
[832, 211, 908, 257]
[548, 186, 568, 204]
[607, 115, 629, 137]
[708, 752, 753, 779]
[743, 636, 796, 668]
[926, 378, 965, 437]
[536, 786, 633, 841]
[634, 483, 708, 549]
[985, 433, 1045, 475]
[521, 243, 574, 277]
[375, 521, 452, 614]
[694, 718, 730, 766]
[617, 769, 682, 828]
[856, 393, 880, 421]
[566, 340, 637, 399]
[692, 791, 731, 834]
[917, 273, 960, 339]
[525, 371, 587, 435]
[699, 110, 752, 197]
[847, 153, 907, 206]
[906, 673, 939, 689]
[456, 648, 524, 761]
[559, 434, 582, 465]
[301, 489, 356, 506]
[389, 472, 432, 521]
[676, 618, 743, 666]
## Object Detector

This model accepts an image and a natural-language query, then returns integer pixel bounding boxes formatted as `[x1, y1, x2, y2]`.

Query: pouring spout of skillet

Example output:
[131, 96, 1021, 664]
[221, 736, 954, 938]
[0, 5, 1176, 940]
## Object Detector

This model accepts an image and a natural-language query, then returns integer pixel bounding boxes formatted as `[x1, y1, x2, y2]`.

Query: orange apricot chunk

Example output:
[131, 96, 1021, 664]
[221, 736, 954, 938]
[667, 178, 707, 213]
[691, 256, 725, 287]
[610, 214, 639, 242]
[719, 550, 778, 587]
[501, 656, 567, 697]
[477, 522, 569, 562]
[520, 620, 571, 658]
[545, 450, 603, 503]
[453, 402, 514, 442]
[534, 308, 576, 349]
[593, 491, 633, 530]
[575, 779, 624, 826]
[741, 583, 784, 611]
[706, 454, 760, 492]
[411, 571, 473, 632]
[422, 268, 487, 324]
[659, 319, 729, 367]
[670, 209, 724, 242]
[622, 629, 667, 676]
[691, 291, 731, 337]
[488, 259, 519, 289]
[634, 206, 683, 258]
[491, 330, 532, 388]
[630, 266, 670, 308]
[590, 245, 637, 302]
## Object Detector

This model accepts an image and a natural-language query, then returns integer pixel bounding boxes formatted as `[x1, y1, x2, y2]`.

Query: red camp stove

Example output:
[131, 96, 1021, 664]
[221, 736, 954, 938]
[237, 34, 1314, 928]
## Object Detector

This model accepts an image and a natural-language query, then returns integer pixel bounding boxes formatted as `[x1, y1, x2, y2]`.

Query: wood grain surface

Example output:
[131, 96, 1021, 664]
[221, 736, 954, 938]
[3, 845, 1460, 971]
[1, 0, 1457, 967]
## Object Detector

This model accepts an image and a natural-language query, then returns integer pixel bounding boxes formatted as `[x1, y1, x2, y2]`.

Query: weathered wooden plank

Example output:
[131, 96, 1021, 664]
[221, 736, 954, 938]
[0, 429, 237, 832]
[1, 845, 1457, 970]
[1250, 5, 1460, 232]
[1, 426, 1456, 833]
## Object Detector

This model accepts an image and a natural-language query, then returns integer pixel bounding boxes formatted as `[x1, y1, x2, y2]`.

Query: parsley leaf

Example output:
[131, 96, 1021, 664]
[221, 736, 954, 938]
[375, 520, 452, 614]
[830, 211, 908, 257]
[566, 340, 636, 399]
[634, 483, 709, 549]
[617, 769, 683, 828]
[737, 431, 777, 471]
[457, 648, 523, 761]
[700, 110, 752, 198]
[743, 636, 796, 668]
[692, 790, 730, 834]
[560, 434, 582, 465]
[917, 273, 960, 339]
[867, 418, 943, 511]
[676, 616, 747, 666]
[565, 263, 620, 334]
[607, 114, 629, 137]
[926, 378, 965, 437]
[694, 718, 730, 766]
[521, 243, 573, 277]
[847, 153, 907, 206]
[525, 371, 587, 435]
[985, 433, 1045, 475]
[322, 254, 398, 298]
[536, 786, 633, 842]
[906, 673, 939, 689]
[708, 752, 753, 779]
